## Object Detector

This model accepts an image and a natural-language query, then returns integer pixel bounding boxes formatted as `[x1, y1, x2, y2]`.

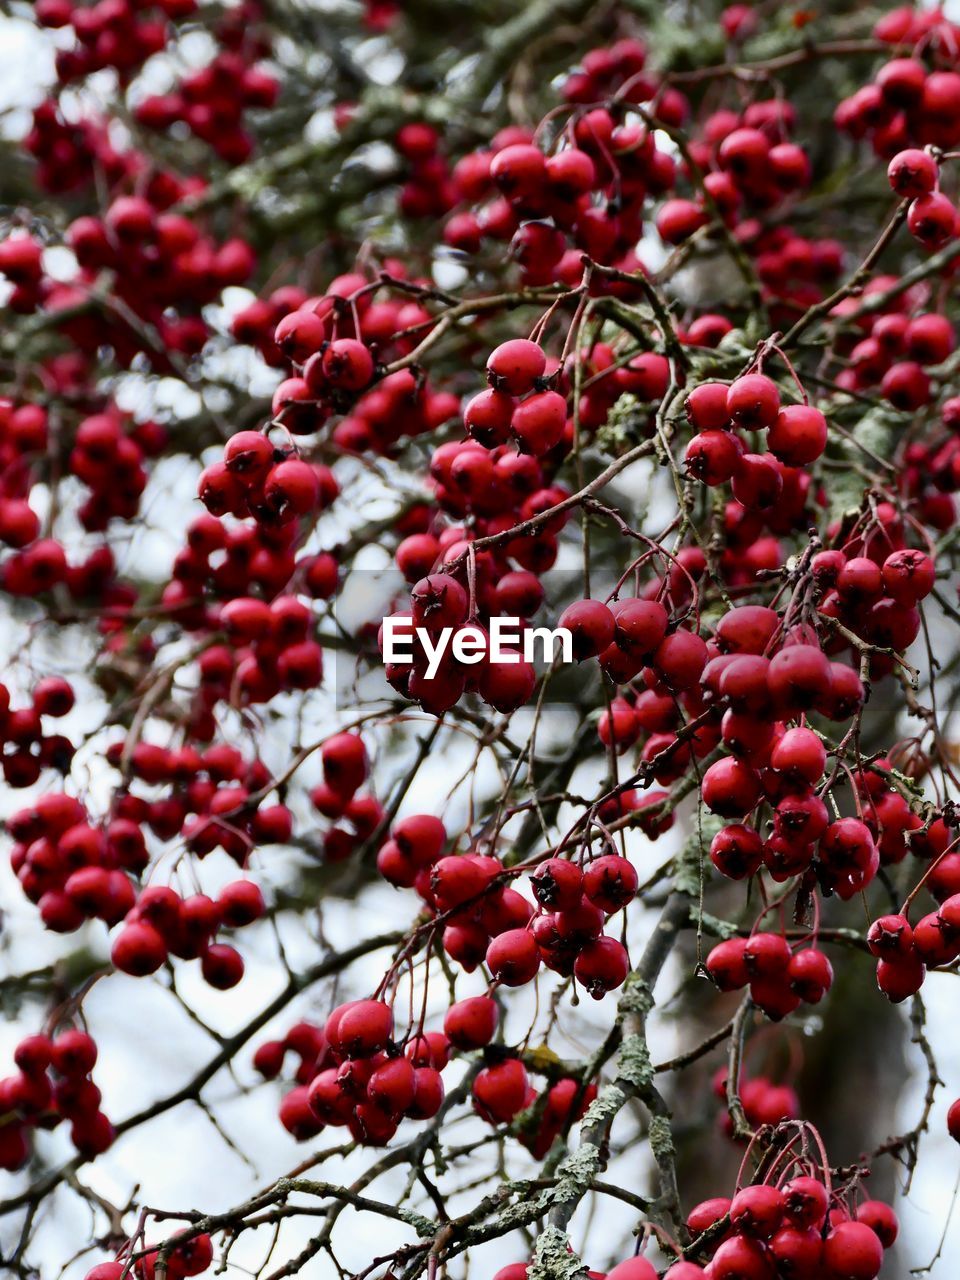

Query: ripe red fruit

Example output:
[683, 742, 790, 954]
[949, 1097, 960, 1142]
[767, 404, 827, 466]
[431, 854, 497, 910]
[531, 858, 584, 909]
[652, 629, 708, 690]
[744, 931, 791, 979]
[496, 571, 545, 617]
[408, 1066, 444, 1118]
[907, 193, 956, 250]
[730, 1184, 784, 1239]
[322, 338, 374, 390]
[867, 914, 913, 957]
[656, 198, 708, 244]
[486, 928, 540, 985]
[881, 360, 931, 410]
[367, 1057, 416, 1115]
[855, 1200, 898, 1248]
[822, 1221, 883, 1279]
[218, 880, 265, 927]
[783, 1176, 829, 1229]
[718, 126, 770, 178]
[491, 1267, 529, 1280]
[33, 676, 75, 717]
[557, 599, 615, 660]
[686, 1195, 733, 1235]
[702, 757, 762, 817]
[710, 824, 763, 879]
[612, 599, 668, 657]
[111, 921, 167, 976]
[887, 148, 937, 196]
[393, 814, 445, 866]
[687, 382, 731, 430]
[732, 452, 783, 509]
[716, 606, 780, 655]
[473, 1057, 528, 1123]
[405, 1031, 450, 1069]
[765, 644, 828, 714]
[615, 353, 669, 400]
[486, 339, 546, 394]
[706, 937, 749, 990]
[511, 390, 567, 454]
[546, 147, 596, 195]
[321, 732, 368, 797]
[465, 388, 514, 447]
[263, 459, 320, 521]
[605, 1258, 657, 1280]
[574, 936, 629, 997]
[170, 1232, 214, 1278]
[876, 952, 925, 1002]
[881, 548, 934, 605]
[334, 1000, 393, 1057]
[719, 655, 771, 713]
[775, 792, 829, 847]
[279, 1085, 323, 1139]
[726, 374, 780, 429]
[14, 1034, 52, 1076]
[770, 727, 827, 784]
[788, 948, 833, 1002]
[824, 663, 865, 720]
[490, 145, 547, 199]
[52, 1029, 98, 1076]
[411, 573, 469, 630]
[770, 1226, 822, 1275]
[201, 943, 245, 989]
[582, 855, 638, 912]
[598, 697, 639, 751]
[685, 429, 741, 485]
[711, 1234, 774, 1280]
[444, 995, 498, 1048]
[224, 430, 274, 478]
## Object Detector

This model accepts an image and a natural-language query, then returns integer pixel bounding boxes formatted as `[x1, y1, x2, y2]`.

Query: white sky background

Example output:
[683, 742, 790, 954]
[0, 4, 958, 1277]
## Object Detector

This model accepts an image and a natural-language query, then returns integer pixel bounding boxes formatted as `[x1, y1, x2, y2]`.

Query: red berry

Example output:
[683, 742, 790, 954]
[486, 339, 546, 394]
[726, 374, 780, 430]
[444, 995, 498, 1048]
[822, 1221, 883, 1279]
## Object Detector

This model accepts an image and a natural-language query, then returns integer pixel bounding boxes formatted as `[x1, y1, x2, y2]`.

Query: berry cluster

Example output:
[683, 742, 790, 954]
[394, 123, 457, 220]
[6, 1, 960, 1274]
[64, 196, 254, 366]
[134, 3, 278, 164]
[712, 1068, 800, 1142]
[680, 1164, 897, 1280]
[165, 507, 337, 634]
[0, 1030, 111, 1171]
[491, 1135, 898, 1280]
[305, 999, 443, 1146]
[472, 1056, 596, 1158]
[0, 679, 75, 788]
[0, 394, 167, 590]
[22, 101, 138, 195]
[443, 91, 674, 278]
[37, 0, 195, 82]
[837, 41, 960, 156]
[84, 1233, 213, 1280]
[706, 933, 834, 1021]
[109, 878, 263, 984]
[659, 103, 811, 246]
[9, 763, 280, 985]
